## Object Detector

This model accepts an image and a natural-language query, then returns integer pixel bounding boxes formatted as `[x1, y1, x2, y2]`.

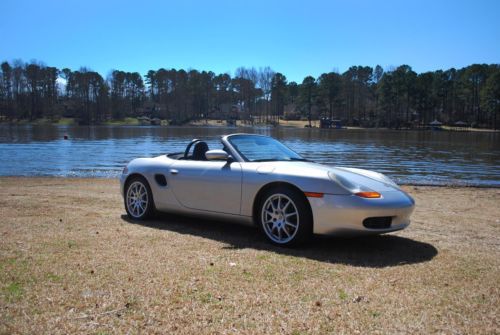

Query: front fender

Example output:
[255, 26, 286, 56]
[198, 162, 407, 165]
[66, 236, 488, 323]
[239, 165, 349, 217]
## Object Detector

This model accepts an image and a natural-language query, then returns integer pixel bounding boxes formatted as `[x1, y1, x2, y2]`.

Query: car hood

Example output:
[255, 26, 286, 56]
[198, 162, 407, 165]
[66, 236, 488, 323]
[255, 161, 400, 193]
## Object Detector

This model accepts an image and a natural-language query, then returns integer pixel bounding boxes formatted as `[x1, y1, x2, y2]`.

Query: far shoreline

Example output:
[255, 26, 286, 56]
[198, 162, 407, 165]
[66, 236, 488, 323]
[1, 117, 498, 133]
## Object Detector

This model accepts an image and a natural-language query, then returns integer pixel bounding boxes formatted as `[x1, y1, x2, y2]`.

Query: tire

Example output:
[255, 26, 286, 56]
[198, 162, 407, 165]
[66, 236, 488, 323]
[257, 186, 313, 246]
[124, 176, 155, 220]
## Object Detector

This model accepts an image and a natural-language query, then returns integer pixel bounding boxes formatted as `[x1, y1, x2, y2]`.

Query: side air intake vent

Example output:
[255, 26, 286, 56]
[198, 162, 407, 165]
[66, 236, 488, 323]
[154, 174, 167, 187]
[363, 217, 392, 229]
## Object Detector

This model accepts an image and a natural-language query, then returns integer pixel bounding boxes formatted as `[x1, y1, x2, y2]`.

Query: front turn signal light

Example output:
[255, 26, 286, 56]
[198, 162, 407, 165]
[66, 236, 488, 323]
[355, 191, 381, 199]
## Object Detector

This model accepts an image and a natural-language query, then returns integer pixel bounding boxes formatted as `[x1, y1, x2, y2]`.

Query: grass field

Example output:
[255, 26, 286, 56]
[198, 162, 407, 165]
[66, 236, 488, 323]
[0, 178, 499, 334]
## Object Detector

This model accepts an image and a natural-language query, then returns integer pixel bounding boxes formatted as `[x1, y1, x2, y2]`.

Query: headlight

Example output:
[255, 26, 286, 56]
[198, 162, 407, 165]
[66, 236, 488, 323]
[122, 166, 129, 174]
[376, 172, 400, 188]
[328, 171, 381, 198]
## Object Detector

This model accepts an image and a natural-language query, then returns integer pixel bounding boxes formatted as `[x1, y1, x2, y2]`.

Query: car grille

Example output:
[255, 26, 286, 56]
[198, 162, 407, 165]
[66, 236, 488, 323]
[363, 217, 392, 229]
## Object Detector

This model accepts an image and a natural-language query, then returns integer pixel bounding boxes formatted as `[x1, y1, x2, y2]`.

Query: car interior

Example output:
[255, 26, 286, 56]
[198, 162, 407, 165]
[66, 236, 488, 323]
[166, 139, 229, 161]
[192, 141, 209, 160]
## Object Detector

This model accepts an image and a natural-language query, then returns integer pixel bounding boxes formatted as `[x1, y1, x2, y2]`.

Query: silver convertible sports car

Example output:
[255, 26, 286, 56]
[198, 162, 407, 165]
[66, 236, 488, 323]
[120, 134, 415, 246]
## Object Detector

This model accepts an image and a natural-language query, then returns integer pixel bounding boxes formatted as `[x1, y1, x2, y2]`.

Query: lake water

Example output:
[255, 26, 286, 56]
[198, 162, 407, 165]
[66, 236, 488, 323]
[0, 124, 499, 187]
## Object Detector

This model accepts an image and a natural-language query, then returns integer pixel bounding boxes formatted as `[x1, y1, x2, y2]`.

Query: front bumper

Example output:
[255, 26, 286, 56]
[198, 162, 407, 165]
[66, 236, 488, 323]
[310, 191, 415, 235]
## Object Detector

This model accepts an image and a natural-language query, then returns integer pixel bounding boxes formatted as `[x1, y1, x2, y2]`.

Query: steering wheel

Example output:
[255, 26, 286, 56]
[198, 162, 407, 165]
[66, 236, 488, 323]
[184, 139, 201, 159]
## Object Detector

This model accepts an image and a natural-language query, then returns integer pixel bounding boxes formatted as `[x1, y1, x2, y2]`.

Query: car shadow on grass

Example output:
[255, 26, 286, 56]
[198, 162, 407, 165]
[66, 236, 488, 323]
[121, 213, 437, 268]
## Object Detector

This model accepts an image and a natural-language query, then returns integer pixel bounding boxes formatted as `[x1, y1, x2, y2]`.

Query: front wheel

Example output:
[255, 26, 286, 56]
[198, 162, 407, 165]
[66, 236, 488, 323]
[124, 176, 155, 220]
[258, 187, 312, 246]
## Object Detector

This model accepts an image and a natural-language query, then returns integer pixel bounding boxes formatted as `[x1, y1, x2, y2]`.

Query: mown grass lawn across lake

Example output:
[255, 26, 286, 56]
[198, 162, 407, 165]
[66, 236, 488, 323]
[0, 177, 499, 334]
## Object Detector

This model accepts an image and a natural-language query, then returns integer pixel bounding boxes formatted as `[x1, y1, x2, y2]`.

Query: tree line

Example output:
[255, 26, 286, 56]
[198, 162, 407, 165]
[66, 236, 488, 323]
[1, 60, 499, 128]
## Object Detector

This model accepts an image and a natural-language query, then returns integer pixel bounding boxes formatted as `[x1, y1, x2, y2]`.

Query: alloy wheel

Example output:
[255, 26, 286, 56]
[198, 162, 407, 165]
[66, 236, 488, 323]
[261, 193, 299, 244]
[126, 181, 149, 218]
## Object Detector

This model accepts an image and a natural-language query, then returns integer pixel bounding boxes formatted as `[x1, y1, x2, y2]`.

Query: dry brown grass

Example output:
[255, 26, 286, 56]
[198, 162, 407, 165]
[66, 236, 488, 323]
[0, 177, 499, 334]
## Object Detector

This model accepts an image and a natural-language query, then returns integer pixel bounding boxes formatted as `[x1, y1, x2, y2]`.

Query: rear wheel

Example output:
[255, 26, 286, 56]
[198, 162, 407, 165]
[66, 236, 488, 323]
[258, 186, 312, 246]
[125, 176, 155, 220]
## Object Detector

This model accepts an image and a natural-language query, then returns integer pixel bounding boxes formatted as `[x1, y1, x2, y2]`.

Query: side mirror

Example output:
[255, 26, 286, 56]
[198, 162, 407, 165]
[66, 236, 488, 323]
[205, 149, 230, 161]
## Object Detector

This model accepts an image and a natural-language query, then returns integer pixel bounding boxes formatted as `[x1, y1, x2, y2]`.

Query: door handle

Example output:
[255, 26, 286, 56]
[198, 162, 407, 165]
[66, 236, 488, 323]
[170, 169, 179, 175]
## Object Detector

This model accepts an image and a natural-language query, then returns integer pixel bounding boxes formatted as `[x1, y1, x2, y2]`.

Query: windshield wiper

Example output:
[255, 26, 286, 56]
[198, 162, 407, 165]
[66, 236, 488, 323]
[252, 158, 311, 162]
[252, 158, 281, 162]
[289, 157, 311, 162]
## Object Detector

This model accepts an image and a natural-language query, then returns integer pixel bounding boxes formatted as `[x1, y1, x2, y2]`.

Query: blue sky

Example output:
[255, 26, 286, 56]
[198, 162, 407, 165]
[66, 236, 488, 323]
[1, 0, 499, 82]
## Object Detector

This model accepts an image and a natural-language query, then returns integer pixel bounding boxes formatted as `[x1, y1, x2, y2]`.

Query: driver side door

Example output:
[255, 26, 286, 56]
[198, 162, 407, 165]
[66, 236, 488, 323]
[168, 160, 242, 215]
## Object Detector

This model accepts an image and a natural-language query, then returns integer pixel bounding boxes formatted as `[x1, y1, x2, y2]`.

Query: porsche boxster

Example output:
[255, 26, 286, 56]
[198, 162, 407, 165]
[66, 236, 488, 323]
[120, 133, 415, 246]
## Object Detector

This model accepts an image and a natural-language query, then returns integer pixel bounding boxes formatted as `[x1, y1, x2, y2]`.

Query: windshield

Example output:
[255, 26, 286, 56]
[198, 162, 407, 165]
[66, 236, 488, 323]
[228, 135, 306, 162]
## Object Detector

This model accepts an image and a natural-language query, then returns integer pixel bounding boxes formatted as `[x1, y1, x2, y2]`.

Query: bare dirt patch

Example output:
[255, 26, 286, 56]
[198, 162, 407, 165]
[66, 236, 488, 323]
[0, 178, 499, 334]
